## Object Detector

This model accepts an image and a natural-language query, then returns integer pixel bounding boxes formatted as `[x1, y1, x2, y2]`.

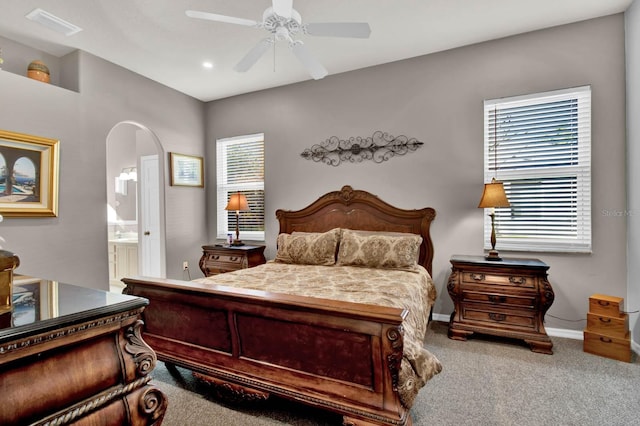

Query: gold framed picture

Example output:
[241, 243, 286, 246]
[169, 152, 204, 187]
[0, 129, 59, 217]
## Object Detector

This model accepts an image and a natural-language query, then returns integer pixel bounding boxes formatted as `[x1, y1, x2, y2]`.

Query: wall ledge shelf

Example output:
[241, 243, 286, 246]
[0, 35, 80, 93]
[0, 67, 79, 94]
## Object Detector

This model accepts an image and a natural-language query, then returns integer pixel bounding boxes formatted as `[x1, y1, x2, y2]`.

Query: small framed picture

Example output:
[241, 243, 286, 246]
[169, 152, 204, 187]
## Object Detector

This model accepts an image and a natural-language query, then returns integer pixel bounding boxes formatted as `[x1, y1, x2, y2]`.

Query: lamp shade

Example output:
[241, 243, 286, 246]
[478, 178, 510, 208]
[225, 193, 249, 211]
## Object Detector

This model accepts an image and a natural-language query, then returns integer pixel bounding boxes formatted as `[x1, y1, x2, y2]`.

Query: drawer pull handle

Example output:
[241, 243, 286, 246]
[509, 276, 526, 285]
[489, 313, 506, 321]
[488, 295, 507, 303]
[597, 300, 610, 307]
[598, 317, 612, 323]
[470, 273, 485, 281]
[211, 255, 220, 260]
[599, 336, 613, 343]
[230, 256, 239, 261]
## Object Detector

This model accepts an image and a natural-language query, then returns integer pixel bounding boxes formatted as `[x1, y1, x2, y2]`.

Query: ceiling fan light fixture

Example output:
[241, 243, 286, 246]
[262, 7, 301, 33]
[275, 26, 292, 42]
[185, 0, 369, 79]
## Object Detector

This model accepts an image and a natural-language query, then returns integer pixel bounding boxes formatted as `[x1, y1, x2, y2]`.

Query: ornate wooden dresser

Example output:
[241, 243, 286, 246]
[0, 276, 167, 425]
[447, 255, 555, 354]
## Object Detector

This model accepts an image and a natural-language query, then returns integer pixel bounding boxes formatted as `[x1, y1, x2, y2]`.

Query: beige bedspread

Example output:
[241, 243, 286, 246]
[193, 262, 443, 408]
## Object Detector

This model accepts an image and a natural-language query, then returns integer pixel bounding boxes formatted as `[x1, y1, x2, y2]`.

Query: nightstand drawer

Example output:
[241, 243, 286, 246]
[462, 272, 534, 288]
[206, 266, 238, 275]
[462, 304, 536, 329]
[205, 253, 246, 267]
[462, 290, 536, 309]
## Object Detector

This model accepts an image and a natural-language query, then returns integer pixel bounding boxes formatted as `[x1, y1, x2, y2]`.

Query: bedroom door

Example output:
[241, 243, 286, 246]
[139, 154, 162, 277]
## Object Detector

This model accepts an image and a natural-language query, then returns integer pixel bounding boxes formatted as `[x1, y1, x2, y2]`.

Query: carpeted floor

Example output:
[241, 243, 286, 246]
[150, 321, 639, 426]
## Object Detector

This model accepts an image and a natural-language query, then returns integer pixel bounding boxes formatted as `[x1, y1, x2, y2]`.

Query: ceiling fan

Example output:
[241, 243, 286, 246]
[185, 0, 371, 80]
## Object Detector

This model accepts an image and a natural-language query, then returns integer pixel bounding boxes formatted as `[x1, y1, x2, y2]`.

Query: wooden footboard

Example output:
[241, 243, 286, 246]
[123, 276, 413, 426]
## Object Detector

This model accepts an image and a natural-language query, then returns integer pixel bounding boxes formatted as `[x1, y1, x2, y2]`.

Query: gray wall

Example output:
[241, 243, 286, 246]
[0, 50, 207, 289]
[206, 14, 628, 333]
[626, 0, 640, 345]
[0, 12, 633, 339]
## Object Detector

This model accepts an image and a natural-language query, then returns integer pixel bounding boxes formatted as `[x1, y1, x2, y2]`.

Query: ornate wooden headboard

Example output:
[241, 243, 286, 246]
[276, 185, 436, 275]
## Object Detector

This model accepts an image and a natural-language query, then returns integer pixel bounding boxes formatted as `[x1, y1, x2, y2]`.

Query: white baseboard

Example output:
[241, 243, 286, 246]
[431, 313, 639, 355]
[431, 313, 450, 323]
[545, 327, 584, 340]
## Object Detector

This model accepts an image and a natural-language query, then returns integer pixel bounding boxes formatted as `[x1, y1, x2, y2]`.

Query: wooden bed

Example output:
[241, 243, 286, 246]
[122, 185, 439, 426]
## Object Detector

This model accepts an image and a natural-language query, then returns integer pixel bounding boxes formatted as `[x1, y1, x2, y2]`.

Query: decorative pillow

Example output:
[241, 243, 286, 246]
[336, 229, 422, 270]
[274, 228, 340, 266]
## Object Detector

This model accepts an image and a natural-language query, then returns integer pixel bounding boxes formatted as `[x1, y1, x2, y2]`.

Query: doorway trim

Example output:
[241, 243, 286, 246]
[106, 120, 167, 279]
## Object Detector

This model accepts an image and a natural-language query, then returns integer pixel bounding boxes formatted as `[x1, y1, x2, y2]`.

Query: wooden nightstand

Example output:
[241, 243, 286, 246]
[199, 244, 266, 277]
[447, 255, 555, 354]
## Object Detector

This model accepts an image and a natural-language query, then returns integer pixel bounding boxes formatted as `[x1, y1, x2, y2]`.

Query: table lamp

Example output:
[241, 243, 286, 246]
[225, 192, 250, 246]
[479, 106, 511, 260]
[478, 178, 510, 260]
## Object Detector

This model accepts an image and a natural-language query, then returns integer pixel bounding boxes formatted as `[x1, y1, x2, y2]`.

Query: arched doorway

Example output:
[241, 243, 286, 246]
[106, 121, 167, 291]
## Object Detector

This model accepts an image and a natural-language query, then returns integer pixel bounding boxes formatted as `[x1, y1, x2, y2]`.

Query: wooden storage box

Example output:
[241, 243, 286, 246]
[588, 294, 624, 317]
[583, 330, 631, 363]
[586, 312, 629, 338]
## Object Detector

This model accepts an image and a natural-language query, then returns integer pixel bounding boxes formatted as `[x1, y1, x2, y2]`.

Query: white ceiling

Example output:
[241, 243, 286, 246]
[0, 0, 633, 102]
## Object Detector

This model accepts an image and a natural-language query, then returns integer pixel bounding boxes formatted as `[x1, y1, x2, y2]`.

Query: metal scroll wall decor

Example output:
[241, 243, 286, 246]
[300, 131, 423, 166]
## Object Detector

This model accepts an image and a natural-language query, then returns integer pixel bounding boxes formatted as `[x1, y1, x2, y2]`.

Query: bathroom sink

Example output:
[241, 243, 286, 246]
[109, 232, 138, 243]
[110, 238, 138, 244]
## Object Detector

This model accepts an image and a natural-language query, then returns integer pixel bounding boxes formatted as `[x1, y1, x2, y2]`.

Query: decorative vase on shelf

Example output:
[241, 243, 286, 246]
[27, 60, 50, 83]
[0, 249, 20, 315]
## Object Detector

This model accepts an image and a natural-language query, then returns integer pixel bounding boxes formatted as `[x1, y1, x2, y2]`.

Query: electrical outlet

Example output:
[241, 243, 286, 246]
[182, 261, 189, 270]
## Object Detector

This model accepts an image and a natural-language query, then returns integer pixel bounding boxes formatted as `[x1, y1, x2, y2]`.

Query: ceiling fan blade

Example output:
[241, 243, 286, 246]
[291, 42, 328, 80]
[185, 10, 258, 27]
[272, 0, 293, 19]
[234, 38, 274, 72]
[305, 22, 371, 38]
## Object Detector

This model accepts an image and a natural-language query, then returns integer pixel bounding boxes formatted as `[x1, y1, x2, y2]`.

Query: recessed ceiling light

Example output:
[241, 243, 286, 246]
[26, 8, 83, 36]
[202, 62, 214, 69]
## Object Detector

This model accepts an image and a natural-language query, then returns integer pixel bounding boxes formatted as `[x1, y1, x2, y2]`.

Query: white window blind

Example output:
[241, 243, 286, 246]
[216, 133, 265, 241]
[484, 86, 591, 253]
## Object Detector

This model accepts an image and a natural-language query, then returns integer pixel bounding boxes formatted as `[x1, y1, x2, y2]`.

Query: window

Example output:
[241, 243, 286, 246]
[216, 133, 265, 241]
[484, 86, 591, 253]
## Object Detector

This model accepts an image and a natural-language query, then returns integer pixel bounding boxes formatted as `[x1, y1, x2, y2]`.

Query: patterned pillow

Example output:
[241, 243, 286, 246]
[274, 228, 340, 266]
[336, 229, 422, 270]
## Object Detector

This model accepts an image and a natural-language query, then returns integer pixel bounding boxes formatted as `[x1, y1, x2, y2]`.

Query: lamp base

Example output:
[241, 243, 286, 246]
[231, 240, 245, 247]
[485, 249, 502, 261]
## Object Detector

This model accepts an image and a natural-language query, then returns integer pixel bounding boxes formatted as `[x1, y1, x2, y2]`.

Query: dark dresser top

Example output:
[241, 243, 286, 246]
[0, 275, 147, 344]
[450, 255, 549, 270]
